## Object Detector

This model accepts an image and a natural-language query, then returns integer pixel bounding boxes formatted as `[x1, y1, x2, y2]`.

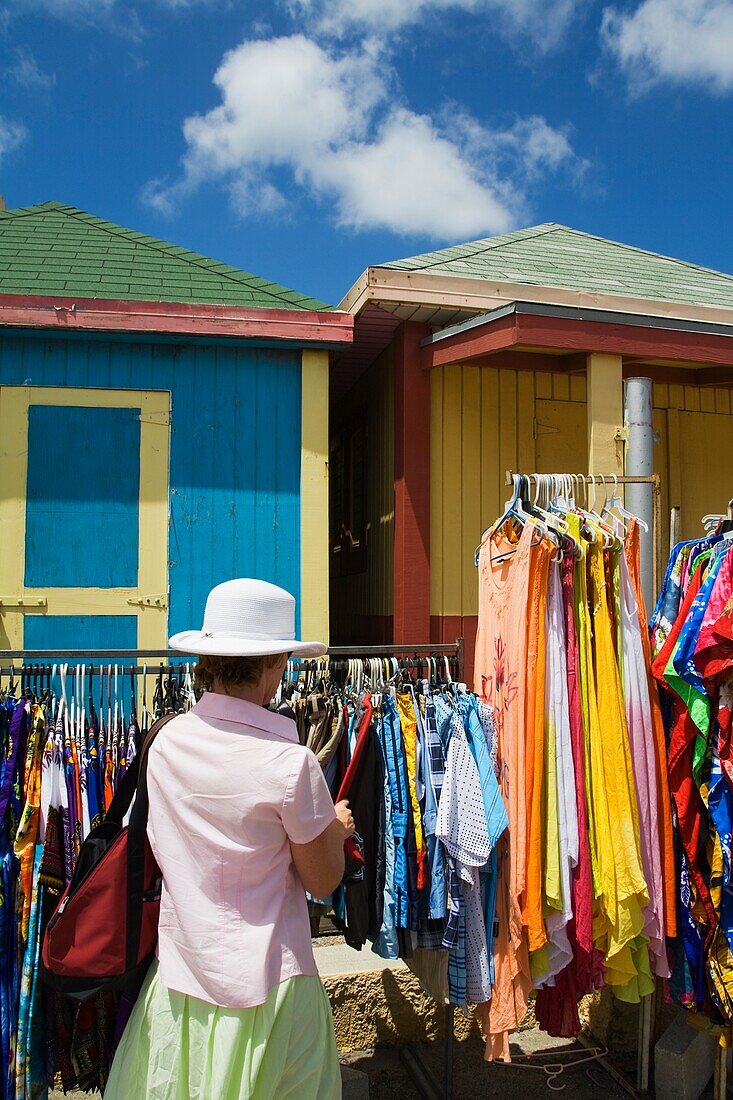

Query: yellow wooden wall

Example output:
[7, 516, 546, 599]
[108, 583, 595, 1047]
[652, 382, 733, 546]
[431, 366, 733, 620]
[430, 365, 588, 620]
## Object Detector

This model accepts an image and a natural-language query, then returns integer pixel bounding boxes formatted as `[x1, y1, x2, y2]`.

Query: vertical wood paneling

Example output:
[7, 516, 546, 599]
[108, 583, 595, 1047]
[700, 388, 716, 413]
[517, 371, 535, 474]
[0, 333, 302, 640]
[716, 388, 730, 415]
[499, 371, 518, 505]
[462, 366, 481, 616]
[668, 383, 684, 410]
[536, 373, 552, 400]
[431, 365, 586, 619]
[653, 383, 668, 409]
[667, 408, 682, 510]
[442, 365, 463, 617]
[430, 368, 444, 625]
[570, 376, 586, 402]
[480, 368, 500, 548]
[684, 385, 700, 412]
[331, 346, 394, 636]
[653, 407, 669, 560]
[300, 348, 329, 643]
[553, 374, 570, 402]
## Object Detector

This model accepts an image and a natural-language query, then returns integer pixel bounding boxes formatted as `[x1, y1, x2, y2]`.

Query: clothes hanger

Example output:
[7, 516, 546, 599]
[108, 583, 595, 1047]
[474, 474, 539, 565]
[606, 472, 649, 534]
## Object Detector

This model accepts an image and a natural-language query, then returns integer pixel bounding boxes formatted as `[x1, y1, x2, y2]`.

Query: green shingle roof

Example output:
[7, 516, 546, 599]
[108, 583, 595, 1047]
[0, 200, 330, 310]
[383, 223, 733, 310]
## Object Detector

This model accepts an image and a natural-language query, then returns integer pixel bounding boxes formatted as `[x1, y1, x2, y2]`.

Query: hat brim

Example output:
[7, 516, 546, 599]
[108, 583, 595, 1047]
[168, 631, 327, 658]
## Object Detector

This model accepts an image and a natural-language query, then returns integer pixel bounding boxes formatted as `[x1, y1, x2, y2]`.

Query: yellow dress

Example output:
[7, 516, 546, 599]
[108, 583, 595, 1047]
[586, 537, 652, 996]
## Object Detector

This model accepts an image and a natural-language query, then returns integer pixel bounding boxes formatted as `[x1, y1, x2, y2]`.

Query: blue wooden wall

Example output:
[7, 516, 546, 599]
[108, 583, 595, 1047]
[0, 331, 303, 645]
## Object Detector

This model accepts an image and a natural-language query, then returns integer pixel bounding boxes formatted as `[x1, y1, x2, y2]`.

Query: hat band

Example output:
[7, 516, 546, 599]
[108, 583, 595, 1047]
[200, 628, 296, 641]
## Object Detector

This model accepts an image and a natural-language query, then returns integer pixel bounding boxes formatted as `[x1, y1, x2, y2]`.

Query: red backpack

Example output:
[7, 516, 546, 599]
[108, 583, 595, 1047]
[41, 713, 175, 1001]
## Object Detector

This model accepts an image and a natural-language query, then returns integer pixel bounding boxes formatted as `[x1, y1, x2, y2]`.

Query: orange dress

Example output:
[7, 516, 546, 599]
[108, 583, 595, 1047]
[474, 521, 551, 1060]
[523, 543, 550, 954]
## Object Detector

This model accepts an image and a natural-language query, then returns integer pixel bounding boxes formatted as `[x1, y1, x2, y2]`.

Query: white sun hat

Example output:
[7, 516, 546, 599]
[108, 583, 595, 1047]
[168, 579, 328, 658]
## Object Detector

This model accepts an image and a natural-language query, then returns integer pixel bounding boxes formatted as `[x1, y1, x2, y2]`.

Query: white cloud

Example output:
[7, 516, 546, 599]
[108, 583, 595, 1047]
[7, 47, 55, 89]
[602, 0, 733, 91]
[0, 115, 27, 164]
[143, 34, 582, 239]
[290, 0, 579, 49]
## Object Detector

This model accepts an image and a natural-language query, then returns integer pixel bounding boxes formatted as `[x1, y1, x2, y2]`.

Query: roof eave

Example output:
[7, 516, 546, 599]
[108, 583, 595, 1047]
[0, 294, 353, 345]
[346, 266, 733, 329]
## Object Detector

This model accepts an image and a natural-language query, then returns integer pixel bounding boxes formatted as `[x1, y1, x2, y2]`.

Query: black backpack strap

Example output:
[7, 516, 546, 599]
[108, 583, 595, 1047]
[105, 755, 140, 827]
[125, 712, 177, 972]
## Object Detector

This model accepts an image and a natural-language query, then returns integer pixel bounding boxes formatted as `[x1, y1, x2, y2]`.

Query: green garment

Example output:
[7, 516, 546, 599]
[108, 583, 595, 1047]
[105, 964, 341, 1100]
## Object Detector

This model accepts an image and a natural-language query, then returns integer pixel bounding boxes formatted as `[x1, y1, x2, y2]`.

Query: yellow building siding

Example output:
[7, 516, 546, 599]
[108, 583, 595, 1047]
[430, 365, 588, 620]
[431, 366, 733, 621]
[653, 382, 733, 544]
[301, 349, 330, 644]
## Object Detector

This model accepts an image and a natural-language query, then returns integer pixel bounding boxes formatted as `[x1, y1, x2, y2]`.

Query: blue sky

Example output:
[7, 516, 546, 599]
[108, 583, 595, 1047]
[0, 0, 732, 306]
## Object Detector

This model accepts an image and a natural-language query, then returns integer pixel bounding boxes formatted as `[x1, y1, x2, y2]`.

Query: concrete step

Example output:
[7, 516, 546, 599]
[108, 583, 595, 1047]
[313, 938, 406, 978]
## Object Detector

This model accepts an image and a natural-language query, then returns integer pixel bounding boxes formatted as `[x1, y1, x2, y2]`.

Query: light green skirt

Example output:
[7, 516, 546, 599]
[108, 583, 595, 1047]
[105, 963, 341, 1100]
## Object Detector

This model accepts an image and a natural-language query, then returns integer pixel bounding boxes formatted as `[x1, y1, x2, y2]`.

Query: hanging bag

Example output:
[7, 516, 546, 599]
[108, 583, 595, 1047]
[40, 712, 175, 1001]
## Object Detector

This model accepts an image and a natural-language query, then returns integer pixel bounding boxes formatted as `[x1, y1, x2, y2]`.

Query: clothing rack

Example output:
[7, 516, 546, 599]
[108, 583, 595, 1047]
[0, 641, 464, 674]
[0, 640, 463, 1100]
[503, 470, 660, 1097]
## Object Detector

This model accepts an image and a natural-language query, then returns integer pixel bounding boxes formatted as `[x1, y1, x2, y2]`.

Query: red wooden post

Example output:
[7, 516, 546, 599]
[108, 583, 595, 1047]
[393, 321, 431, 643]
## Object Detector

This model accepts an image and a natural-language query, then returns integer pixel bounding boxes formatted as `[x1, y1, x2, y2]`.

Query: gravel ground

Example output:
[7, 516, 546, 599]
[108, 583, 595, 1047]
[343, 1031, 636, 1099]
[50, 1029, 639, 1098]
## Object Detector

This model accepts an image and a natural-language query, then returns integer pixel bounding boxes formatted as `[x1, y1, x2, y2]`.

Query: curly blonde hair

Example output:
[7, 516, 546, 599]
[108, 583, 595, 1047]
[195, 653, 286, 694]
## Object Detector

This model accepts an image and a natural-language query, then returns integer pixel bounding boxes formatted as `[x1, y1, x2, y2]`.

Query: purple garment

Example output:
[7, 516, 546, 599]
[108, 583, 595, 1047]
[0, 702, 28, 825]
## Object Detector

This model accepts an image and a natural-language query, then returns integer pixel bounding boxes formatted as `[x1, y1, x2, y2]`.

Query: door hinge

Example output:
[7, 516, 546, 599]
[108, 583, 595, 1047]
[0, 596, 47, 609]
[126, 593, 168, 609]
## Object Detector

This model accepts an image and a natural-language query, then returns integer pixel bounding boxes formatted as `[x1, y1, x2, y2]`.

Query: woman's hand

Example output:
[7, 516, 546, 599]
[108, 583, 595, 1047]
[289, 801, 355, 897]
[335, 800, 355, 838]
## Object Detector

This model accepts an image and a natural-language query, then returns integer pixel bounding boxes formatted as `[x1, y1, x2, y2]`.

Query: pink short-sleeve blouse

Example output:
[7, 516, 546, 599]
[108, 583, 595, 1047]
[146, 691, 337, 1007]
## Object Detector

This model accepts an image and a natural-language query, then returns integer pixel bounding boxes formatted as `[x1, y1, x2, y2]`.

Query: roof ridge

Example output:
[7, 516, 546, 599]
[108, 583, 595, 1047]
[58, 206, 321, 310]
[555, 224, 733, 285]
[1, 201, 329, 310]
[383, 223, 562, 272]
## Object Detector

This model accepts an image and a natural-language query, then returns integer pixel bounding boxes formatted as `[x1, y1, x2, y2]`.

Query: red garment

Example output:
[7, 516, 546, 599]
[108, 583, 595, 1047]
[535, 555, 603, 1038]
[336, 696, 374, 867]
[652, 567, 716, 940]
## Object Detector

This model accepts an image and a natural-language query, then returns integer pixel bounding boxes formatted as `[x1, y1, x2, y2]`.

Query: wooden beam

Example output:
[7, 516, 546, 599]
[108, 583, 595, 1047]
[0, 293, 354, 344]
[424, 311, 733, 369]
[517, 314, 733, 367]
[466, 349, 587, 373]
[425, 313, 518, 367]
[694, 366, 733, 387]
[394, 321, 431, 643]
[587, 353, 624, 476]
[622, 362, 695, 386]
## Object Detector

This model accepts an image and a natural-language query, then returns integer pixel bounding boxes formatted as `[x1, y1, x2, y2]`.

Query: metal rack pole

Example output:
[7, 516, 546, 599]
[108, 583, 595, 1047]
[503, 470, 663, 591]
[0, 643, 464, 661]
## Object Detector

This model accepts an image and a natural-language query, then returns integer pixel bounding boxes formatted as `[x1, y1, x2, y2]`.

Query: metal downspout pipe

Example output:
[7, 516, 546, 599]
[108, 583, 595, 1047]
[624, 377, 655, 607]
